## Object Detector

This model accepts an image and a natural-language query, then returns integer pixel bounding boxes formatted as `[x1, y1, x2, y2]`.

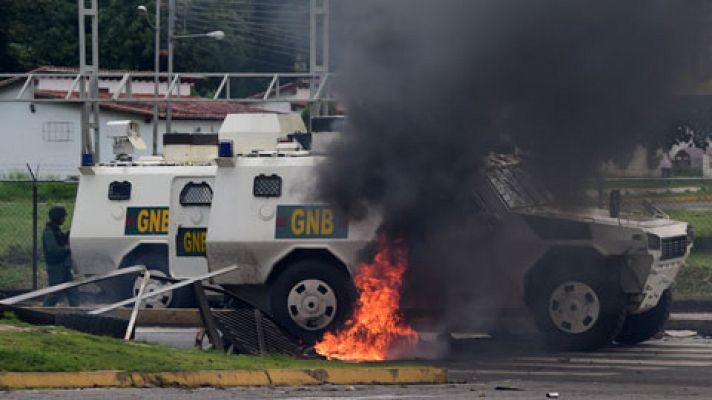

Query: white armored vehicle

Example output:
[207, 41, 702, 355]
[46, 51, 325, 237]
[206, 143, 692, 349]
[476, 155, 692, 350]
[71, 124, 219, 308]
[71, 115, 692, 350]
[70, 114, 318, 309]
[205, 114, 379, 342]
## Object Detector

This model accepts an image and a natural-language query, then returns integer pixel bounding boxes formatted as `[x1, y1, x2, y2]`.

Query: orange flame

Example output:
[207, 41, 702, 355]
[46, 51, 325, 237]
[314, 236, 419, 361]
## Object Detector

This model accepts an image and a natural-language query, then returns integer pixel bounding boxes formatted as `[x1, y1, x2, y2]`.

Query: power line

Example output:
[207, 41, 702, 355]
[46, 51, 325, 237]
[181, 16, 309, 37]
[180, 7, 309, 23]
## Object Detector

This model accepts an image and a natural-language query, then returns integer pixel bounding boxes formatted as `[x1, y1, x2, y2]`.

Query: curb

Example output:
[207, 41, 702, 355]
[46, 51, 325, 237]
[0, 367, 447, 390]
[656, 194, 712, 203]
[672, 299, 712, 313]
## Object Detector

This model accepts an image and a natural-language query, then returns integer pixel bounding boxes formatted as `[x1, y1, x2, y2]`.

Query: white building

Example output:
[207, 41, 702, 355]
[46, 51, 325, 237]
[0, 66, 269, 178]
[250, 80, 311, 113]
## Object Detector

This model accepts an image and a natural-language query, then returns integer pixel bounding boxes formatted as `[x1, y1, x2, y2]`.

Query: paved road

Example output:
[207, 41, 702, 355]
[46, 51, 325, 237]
[4, 335, 712, 399]
[443, 334, 712, 381]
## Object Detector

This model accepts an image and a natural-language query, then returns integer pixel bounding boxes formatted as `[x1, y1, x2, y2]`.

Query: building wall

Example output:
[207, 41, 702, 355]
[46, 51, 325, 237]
[600, 145, 660, 177]
[0, 85, 222, 178]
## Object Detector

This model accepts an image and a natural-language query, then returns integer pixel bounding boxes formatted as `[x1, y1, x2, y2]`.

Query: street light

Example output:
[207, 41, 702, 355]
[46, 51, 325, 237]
[173, 30, 226, 40]
[166, 0, 225, 134]
[165, 30, 225, 134]
[137, 3, 160, 156]
[138, 2, 224, 147]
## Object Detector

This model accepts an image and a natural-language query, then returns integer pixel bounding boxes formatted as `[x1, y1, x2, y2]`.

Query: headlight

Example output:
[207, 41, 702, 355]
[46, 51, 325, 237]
[647, 234, 661, 250]
[687, 224, 695, 245]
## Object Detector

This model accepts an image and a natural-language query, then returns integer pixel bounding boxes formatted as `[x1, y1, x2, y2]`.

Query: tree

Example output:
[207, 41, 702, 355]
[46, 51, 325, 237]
[0, 0, 308, 96]
[98, 0, 155, 71]
[2, 0, 78, 72]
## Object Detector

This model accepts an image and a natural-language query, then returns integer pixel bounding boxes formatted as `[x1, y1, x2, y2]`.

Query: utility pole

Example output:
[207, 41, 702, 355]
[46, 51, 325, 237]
[309, 0, 330, 129]
[78, 0, 100, 162]
[152, 0, 161, 155]
[166, 0, 176, 135]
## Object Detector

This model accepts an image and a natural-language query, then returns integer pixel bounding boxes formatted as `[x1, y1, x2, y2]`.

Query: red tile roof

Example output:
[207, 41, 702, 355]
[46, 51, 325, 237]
[35, 90, 274, 120]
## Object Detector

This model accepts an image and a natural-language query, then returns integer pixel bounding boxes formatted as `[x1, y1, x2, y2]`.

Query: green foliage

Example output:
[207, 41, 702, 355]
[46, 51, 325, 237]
[0, 182, 76, 202]
[0, 319, 375, 372]
[0, 0, 307, 75]
[98, 0, 156, 71]
[3, 0, 79, 71]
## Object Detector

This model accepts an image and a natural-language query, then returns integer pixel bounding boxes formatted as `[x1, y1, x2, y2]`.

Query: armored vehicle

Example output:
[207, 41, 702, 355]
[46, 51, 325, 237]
[206, 146, 691, 349]
[72, 115, 691, 350]
[479, 154, 692, 350]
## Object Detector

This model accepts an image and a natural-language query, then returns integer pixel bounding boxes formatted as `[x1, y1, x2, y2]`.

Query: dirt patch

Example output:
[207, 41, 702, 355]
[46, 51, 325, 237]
[0, 325, 29, 333]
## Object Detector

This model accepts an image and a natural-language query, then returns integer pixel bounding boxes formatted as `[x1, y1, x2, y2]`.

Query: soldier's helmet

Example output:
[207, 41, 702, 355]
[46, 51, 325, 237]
[48, 205, 67, 224]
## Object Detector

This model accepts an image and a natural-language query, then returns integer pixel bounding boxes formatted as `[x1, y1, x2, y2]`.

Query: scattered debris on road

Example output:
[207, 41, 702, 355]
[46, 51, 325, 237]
[665, 330, 698, 338]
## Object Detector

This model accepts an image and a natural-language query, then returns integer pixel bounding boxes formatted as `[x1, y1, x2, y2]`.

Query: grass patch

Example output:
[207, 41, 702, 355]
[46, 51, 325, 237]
[0, 183, 76, 290]
[651, 209, 712, 295]
[603, 178, 712, 190]
[666, 210, 712, 236]
[0, 313, 378, 372]
[0, 264, 46, 291]
[676, 252, 712, 296]
[0, 181, 76, 202]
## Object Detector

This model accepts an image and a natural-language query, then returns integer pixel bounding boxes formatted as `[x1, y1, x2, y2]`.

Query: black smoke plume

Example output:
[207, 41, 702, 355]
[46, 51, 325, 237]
[317, 0, 701, 327]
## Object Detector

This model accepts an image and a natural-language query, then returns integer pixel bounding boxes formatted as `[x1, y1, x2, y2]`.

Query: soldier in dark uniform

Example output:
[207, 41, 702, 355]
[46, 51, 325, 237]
[42, 205, 79, 307]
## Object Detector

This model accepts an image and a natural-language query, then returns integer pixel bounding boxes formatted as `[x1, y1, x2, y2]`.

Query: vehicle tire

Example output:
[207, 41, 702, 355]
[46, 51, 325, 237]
[615, 289, 672, 345]
[269, 259, 356, 345]
[529, 260, 627, 352]
[113, 251, 195, 309]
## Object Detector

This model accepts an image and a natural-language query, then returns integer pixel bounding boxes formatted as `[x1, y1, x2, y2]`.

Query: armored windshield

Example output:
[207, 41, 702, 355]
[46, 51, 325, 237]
[486, 165, 552, 209]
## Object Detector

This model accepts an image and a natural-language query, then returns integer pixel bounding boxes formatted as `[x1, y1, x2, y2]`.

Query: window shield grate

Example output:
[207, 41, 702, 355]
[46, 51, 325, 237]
[253, 174, 282, 198]
[661, 235, 687, 260]
[108, 181, 131, 201]
[180, 182, 213, 206]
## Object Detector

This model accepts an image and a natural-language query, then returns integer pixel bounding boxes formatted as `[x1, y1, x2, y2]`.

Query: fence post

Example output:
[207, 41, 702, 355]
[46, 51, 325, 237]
[596, 175, 604, 209]
[26, 164, 38, 290]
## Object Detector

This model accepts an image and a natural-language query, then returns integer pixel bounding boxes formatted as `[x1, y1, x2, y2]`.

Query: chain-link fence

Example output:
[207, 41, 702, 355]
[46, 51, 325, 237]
[0, 179, 77, 293]
[1, 174, 712, 296]
[597, 177, 712, 296]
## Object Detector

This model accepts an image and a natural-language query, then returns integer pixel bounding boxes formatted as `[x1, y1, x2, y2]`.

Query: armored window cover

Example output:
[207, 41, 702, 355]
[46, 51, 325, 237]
[253, 174, 282, 198]
[180, 182, 213, 206]
[108, 181, 131, 201]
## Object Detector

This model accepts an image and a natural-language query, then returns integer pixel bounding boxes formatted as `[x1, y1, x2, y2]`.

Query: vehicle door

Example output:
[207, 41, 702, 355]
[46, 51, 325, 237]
[168, 177, 214, 278]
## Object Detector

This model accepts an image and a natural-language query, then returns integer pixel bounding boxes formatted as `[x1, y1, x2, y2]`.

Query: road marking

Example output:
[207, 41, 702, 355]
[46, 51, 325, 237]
[519, 356, 712, 368]
[561, 352, 712, 360]
[451, 369, 618, 377]
[636, 341, 712, 348]
[443, 340, 712, 379]
[490, 362, 666, 371]
[285, 396, 445, 400]
[598, 347, 712, 354]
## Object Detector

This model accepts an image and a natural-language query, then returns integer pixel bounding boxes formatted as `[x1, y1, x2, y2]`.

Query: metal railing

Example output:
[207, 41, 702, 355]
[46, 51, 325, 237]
[0, 72, 336, 103]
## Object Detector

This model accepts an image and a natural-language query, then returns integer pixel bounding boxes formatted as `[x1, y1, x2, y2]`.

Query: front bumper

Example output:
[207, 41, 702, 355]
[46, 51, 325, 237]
[634, 257, 685, 313]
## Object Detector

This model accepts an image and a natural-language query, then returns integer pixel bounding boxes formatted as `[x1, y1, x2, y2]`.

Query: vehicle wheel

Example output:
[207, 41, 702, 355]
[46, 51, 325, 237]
[615, 289, 672, 345]
[529, 261, 627, 351]
[114, 252, 195, 309]
[269, 259, 355, 345]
